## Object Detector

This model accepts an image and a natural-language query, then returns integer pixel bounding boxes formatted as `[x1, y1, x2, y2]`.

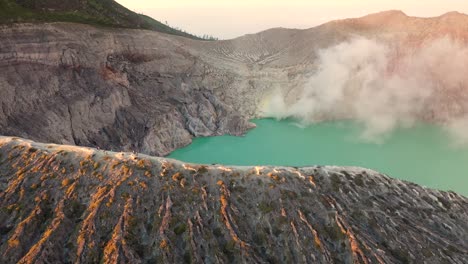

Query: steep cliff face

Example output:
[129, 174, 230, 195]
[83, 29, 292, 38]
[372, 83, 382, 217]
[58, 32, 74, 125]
[2, 11, 468, 156]
[0, 23, 255, 156]
[0, 136, 466, 263]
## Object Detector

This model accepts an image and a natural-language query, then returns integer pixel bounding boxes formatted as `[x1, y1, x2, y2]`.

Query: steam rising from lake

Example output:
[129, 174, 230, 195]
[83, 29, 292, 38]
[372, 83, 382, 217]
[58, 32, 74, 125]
[262, 37, 468, 143]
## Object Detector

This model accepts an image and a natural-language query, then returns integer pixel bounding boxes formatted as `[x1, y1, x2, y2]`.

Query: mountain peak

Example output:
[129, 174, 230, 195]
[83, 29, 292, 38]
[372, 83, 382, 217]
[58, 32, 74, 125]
[440, 11, 467, 18]
[360, 10, 408, 21]
[378, 10, 408, 16]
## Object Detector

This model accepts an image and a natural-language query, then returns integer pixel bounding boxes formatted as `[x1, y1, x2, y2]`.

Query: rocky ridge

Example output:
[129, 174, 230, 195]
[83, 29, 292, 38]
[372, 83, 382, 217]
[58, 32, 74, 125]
[0, 136, 467, 263]
[0, 0, 202, 39]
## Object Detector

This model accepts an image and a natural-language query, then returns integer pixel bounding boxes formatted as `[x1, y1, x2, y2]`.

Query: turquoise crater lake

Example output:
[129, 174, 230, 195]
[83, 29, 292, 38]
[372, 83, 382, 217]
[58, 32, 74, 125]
[169, 119, 468, 195]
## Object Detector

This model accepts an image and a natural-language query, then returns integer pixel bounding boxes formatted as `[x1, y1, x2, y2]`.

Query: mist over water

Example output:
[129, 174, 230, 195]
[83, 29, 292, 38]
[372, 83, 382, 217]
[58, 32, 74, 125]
[262, 37, 468, 143]
[171, 37, 468, 195]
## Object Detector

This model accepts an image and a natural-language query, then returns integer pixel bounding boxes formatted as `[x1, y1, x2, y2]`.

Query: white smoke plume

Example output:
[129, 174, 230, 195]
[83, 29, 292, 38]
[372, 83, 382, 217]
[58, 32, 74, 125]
[262, 37, 468, 142]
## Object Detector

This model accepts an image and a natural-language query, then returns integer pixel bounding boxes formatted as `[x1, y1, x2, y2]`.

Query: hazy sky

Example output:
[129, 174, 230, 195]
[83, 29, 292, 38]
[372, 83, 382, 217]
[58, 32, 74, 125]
[116, 0, 468, 39]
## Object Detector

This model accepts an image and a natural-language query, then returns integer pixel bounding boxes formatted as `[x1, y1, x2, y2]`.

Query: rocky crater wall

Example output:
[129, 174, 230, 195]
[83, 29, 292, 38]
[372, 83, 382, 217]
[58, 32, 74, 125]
[3, 11, 468, 155]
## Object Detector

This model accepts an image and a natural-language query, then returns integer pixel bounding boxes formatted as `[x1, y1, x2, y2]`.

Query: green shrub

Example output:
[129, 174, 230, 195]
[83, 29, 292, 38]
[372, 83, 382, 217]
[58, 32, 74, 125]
[197, 166, 208, 174]
[173, 224, 187, 235]
[258, 201, 274, 214]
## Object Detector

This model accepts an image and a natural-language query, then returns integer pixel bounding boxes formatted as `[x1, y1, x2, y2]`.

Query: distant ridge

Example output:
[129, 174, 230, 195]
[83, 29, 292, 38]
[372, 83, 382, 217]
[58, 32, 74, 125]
[336, 10, 468, 22]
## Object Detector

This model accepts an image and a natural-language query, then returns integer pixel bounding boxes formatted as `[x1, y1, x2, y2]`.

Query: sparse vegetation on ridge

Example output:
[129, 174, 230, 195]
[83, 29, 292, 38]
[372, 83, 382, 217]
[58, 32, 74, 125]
[0, 0, 217, 40]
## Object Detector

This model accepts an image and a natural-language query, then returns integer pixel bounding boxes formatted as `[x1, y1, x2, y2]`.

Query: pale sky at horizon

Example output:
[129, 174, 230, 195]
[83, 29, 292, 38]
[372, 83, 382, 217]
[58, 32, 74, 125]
[116, 0, 468, 39]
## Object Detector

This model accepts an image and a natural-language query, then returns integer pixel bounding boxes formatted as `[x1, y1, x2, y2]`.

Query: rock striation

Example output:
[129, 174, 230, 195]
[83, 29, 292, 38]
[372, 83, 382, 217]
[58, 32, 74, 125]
[0, 136, 467, 263]
[1, 9, 468, 264]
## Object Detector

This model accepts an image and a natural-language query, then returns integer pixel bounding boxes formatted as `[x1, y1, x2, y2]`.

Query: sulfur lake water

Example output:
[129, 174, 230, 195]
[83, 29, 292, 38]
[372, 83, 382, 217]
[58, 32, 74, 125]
[169, 119, 468, 196]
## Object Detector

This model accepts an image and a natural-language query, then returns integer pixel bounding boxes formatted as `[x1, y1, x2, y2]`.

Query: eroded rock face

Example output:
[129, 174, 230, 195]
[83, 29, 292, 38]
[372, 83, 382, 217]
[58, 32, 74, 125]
[3, 12, 468, 155]
[0, 136, 466, 263]
[0, 23, 256, 156]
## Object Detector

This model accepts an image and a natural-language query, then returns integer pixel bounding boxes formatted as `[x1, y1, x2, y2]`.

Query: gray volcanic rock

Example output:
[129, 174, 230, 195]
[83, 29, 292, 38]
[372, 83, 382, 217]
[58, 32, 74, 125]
[0, 136, 467, 263]
[3, 12, 468, 155]
[0, 23, 256, 156]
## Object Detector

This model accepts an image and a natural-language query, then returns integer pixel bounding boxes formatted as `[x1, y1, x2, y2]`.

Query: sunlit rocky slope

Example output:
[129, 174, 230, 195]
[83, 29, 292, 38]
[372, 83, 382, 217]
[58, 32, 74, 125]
[2, 11, 468, 155]
[0, 136, 467, 263]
